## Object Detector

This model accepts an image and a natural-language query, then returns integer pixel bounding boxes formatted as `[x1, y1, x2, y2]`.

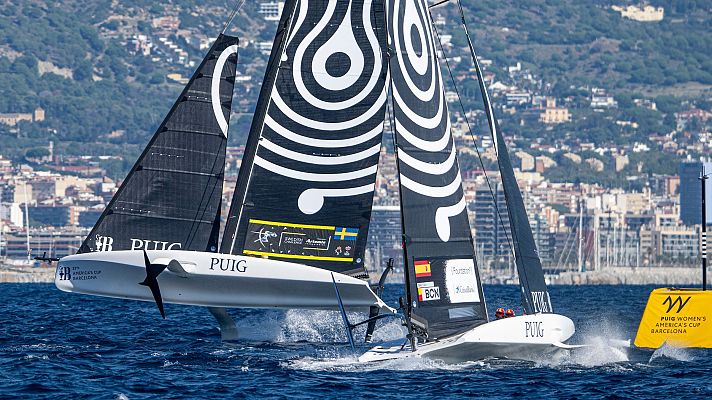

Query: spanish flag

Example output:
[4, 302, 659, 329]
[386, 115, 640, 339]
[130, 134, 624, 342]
[414, 260, 431, 278]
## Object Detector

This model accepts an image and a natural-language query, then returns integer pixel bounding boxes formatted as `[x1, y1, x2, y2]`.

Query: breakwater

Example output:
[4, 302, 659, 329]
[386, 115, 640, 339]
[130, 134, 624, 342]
[0, 264, 54, 283]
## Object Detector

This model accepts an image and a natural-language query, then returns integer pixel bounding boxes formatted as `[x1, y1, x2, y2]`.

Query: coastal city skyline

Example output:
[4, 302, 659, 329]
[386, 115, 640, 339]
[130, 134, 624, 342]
[1, 1, 710, 284]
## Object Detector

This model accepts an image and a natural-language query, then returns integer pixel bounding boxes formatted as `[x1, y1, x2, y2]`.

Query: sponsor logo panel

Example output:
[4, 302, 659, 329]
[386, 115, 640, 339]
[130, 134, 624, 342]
[663, 295, 691, 314]
[444, 258, 480, 303]
[243, 219, 359, 262]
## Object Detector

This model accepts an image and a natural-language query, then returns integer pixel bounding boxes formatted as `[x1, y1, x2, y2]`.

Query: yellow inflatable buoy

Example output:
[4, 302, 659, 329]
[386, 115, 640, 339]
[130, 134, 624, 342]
[634, 288, 712, 349]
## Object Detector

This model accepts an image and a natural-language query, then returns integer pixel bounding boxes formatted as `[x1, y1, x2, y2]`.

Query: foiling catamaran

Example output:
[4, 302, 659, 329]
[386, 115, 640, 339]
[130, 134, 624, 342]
[52, 0, 576, 362]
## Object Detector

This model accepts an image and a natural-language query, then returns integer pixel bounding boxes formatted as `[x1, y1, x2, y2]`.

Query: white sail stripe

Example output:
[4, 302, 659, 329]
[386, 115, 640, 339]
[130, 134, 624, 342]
[291, 0, 383, 110]
[298, 184, 375, 214]
[392, 0, 436, 102]
[265, 115, 383, 148]
[394, 113, 450, 152]
[391, 82, 445, 130]
[399, 172, 462, 198]
[435, 196, 467, 242]
[255, 156, 377, 181]
[260, 138, 381, 165]
[211, 44, 238, 137]
[311, 1, 362, 91]
[270, 86, 387, 130]
[285, 0, 309, 49]
[398, 144, 456, 175]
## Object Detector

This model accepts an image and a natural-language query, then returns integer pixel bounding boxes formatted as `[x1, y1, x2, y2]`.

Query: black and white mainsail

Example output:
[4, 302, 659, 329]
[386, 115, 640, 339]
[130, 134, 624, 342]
[79, 34, 239, 254]
[221, 0, 389, 278]
[458, 0, 553, 315]
[388, 0, 486, 339]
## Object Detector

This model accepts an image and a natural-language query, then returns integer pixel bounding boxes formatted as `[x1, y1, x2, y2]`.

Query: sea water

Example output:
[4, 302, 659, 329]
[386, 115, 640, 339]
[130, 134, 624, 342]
[1, 284, 710, 398]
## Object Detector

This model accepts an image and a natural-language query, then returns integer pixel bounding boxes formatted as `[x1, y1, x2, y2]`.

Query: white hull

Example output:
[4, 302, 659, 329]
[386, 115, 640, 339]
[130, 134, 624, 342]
[359, 314, 577, 363]
[55, 250, 392, 311]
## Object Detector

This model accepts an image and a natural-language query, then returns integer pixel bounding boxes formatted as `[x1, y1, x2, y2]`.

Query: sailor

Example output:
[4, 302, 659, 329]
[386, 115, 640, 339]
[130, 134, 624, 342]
[495, 308, 505, 319]
[506, 309, 515, 318]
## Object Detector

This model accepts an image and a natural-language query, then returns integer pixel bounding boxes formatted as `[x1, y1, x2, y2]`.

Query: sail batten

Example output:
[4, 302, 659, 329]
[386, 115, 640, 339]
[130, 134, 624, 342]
[221, 0, 389, 278]
[79, 34, 239, 254]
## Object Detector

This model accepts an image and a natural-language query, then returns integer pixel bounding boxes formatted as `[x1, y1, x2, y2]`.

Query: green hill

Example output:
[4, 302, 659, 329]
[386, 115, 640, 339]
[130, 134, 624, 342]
[0, 0, 709, 179]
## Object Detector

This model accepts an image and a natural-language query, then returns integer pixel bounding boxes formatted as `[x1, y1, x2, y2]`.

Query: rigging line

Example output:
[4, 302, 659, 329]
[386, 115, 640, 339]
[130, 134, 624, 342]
[428, 0, 452, 9]
[554, 225, 574, 270]
[221, 0, 246, 34]
[385, 39, 417, 346]
[562, 228, 578, 270]
[452, 0, 537, 306]
[429, 11, 516, 263]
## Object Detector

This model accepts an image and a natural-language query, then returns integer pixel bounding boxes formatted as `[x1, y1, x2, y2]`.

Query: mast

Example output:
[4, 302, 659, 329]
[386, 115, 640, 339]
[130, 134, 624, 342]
[456, 0, 552, 314]
[701, 167, 708, 290]
[0, 189, 3, 259]
[23, 183, 30, 262]
[578, 196, 583, 272]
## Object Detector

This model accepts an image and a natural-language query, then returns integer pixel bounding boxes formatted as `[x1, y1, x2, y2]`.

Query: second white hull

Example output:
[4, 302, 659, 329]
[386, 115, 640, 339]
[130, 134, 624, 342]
[55, 250, 392, 312]
[359, 314, 577, 363]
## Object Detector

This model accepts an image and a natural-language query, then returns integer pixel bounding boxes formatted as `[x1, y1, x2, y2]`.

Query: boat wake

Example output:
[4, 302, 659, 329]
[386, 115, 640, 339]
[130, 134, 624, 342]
[234, 309, 406, 344]
[649, 342, 694, 363]
[283, 354, 484, 372]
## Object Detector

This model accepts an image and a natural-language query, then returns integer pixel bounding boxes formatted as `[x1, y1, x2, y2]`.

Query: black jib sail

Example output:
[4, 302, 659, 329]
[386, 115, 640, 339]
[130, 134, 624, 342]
[78, 34, 239, 254]
[457, 0, 553, 314]
[388, 0, 487, 339]
[221, 0, 389, 279]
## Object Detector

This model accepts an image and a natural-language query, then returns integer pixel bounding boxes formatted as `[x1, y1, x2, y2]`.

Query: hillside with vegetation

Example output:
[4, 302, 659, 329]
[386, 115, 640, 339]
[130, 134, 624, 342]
[0, 0, 709, 184]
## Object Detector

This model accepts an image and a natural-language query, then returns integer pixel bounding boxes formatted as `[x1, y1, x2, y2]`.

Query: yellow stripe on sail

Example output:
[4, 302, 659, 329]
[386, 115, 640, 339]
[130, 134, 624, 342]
[243, 250, 352, 262]
[248, 219, 336, 231]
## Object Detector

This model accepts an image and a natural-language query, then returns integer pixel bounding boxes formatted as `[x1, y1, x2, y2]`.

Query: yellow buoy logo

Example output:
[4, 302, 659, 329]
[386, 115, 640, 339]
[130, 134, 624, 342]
[663, 295, 691, 313]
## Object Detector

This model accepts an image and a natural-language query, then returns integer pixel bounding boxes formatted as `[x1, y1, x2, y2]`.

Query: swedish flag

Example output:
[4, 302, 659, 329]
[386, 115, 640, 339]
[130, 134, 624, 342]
[334, 227, 358, 241]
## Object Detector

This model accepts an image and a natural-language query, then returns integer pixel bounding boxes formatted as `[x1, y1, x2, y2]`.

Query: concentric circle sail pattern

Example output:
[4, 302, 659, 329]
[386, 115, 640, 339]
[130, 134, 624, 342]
[227, 0, 389, 276]
[389, 0, 467, 244]
[388, 0, 486, 338]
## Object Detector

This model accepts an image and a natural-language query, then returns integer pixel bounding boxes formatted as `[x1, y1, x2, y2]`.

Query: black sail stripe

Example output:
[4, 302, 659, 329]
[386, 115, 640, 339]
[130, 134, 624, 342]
[79, 34, 239, 254]
[388, 0, 487, 339]
[221, 0, 389, 279]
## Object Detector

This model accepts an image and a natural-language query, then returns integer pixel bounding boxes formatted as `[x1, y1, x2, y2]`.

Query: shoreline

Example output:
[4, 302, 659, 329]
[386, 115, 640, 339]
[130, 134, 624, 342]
[0, 265, 55, 283]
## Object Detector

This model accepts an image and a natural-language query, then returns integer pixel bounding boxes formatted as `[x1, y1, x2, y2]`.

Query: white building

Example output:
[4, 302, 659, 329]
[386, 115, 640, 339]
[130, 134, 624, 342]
[259, 1, 285, 21]
[612, 5, 664, 22]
